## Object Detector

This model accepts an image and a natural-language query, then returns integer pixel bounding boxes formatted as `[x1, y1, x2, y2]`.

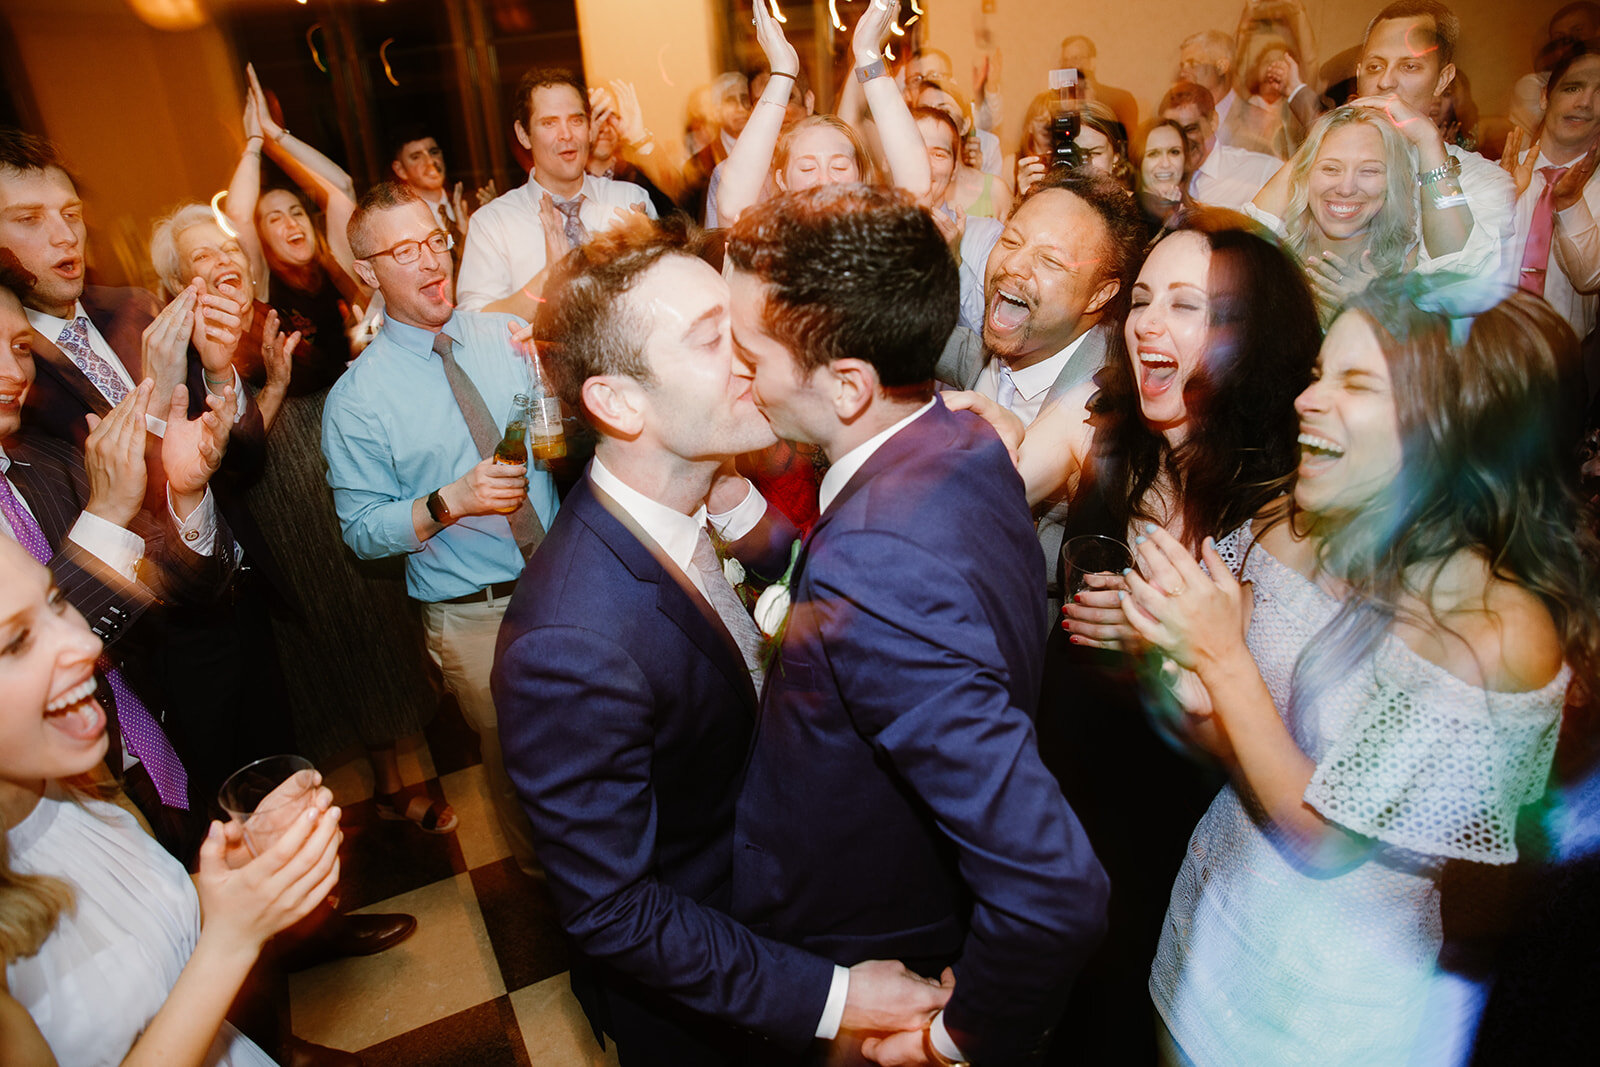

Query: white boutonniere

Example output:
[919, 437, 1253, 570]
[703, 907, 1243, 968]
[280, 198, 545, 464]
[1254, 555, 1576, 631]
[756, 539, 803, 671]
[722, 556, 746, 588]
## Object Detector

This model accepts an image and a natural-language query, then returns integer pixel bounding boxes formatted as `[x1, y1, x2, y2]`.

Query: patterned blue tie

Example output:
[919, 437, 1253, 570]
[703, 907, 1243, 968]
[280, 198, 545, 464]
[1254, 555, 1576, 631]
[56, 316, 129, 405]
[553, 196, 589, 248]
[0, 470, 190, 809]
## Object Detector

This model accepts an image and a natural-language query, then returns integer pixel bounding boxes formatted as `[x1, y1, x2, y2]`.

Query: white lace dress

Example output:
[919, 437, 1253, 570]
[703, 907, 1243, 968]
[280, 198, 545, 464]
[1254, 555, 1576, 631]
[5, 788, 277, 1067]
[1150, 522, 1568, 1065]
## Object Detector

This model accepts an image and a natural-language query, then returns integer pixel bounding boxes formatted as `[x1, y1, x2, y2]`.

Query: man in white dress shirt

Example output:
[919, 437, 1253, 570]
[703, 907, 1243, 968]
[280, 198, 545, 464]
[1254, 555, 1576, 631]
[1177, 30, 1238, 134]
[455, 68, 656, 319]
[1159, 82, 1283, 210]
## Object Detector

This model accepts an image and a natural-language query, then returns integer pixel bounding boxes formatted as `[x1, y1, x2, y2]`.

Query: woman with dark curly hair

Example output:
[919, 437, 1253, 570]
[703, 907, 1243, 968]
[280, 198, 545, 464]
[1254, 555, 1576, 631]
[1133, 287, 1597, 1064]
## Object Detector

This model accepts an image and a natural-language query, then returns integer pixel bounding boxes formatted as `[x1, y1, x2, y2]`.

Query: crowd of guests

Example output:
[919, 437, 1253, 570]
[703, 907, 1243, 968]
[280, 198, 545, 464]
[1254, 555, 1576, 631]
[2, 0, 1599, 1064]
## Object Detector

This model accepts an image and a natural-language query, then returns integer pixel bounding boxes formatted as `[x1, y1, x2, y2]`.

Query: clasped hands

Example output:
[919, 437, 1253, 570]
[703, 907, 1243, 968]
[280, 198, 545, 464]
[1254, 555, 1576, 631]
[843, 960, 956, 1066]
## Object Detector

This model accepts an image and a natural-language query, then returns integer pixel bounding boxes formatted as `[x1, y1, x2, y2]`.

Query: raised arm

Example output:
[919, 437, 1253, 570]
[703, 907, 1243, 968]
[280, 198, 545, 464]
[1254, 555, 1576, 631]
[225, 90, 270, 304]
[853, 0, 931, 200]
[602, 80, 689, 205]
[1349, 94, 1472, 258]
[715, 1, 797, 227]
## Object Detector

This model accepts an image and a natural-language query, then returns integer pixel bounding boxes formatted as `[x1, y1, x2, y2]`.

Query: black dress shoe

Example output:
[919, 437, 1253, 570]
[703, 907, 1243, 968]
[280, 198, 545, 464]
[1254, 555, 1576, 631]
[281, 1034, 364, 1067]
[282, 912, 418, 972]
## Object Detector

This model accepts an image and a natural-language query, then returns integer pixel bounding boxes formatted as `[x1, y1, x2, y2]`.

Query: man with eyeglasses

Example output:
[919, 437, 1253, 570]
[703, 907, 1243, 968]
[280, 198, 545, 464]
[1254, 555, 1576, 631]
[323, 180, 555, 875]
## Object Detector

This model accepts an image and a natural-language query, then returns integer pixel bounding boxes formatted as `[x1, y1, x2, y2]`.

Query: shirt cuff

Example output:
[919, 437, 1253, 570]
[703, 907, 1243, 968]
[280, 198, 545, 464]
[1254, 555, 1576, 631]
[144, 413, 167, 438]
[65, 511, 144, 580]
[813, 965, 850, 1039]
[707, 478, 766, 542]
[929, 1012, 968, 1063]
[203, 366, 249, 420]
[167, 486, 219, 557]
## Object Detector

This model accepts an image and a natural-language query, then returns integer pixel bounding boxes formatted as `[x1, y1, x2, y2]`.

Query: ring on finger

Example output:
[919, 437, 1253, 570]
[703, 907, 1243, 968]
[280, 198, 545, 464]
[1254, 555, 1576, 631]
[1164, 583, 1186, 598]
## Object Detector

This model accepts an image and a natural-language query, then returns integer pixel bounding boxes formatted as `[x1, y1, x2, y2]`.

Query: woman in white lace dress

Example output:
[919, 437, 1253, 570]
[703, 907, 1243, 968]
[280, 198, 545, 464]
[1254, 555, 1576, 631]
[1122, 289, 1598, 1064]
[0, 540, 344, 1066]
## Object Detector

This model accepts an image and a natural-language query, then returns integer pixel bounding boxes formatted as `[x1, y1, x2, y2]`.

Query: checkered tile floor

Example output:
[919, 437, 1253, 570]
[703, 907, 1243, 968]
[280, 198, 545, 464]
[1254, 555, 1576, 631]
[289, 703, 620, 1066]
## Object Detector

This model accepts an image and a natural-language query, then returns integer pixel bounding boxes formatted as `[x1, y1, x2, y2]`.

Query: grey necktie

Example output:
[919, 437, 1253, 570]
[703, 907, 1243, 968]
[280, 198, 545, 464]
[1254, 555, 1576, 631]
[552, 195, 588, 248]
[690, 527, 764, 693]
[432, 332, 545, 557]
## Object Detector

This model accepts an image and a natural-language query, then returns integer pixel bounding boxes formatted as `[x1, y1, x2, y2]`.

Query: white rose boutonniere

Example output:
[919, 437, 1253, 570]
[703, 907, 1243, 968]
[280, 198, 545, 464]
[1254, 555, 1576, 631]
[723, 556, 746, 588]
[755, 539, 803, 671]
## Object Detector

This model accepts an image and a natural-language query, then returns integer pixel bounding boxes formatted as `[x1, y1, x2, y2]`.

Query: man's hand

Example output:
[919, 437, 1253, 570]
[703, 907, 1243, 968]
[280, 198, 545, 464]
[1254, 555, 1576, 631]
[538, 193, 574, 264]
[191, 280, 246, 377]
[841, 960, 953, 1035]
[163, 382, 236, 520]
[609, 79, 650, 147]
[1347, 93, 1444, 156]
[929, 203, 966, 258]
[1500, 127, 1538, 198]
[1553, 139, 1600, 212]
[82, 379, 155, 528]
[444, 457, 528, 518]
[608, 202, 656, 243]
[450, 181, 471, 230]
[475, 180, 499, 208]
[141, 285, 198, 403]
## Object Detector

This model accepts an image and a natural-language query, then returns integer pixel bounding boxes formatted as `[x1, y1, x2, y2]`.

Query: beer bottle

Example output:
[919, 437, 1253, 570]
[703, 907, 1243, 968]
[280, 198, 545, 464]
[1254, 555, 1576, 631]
[528, 343, 567, 460]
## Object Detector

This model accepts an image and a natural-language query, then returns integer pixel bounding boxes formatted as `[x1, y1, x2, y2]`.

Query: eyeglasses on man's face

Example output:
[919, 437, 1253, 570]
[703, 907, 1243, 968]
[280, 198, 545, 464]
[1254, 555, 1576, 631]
[363, 230, 453, 266]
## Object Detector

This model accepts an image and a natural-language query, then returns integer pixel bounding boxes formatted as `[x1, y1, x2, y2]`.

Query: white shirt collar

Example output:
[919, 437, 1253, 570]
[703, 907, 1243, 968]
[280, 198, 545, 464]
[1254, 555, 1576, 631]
[24, 300, 87, 339]
[528, 170, 593, 206]
[1006, 330, 1090, 402]
[589, 454, 707, 578]
[818, 399, 937, 514]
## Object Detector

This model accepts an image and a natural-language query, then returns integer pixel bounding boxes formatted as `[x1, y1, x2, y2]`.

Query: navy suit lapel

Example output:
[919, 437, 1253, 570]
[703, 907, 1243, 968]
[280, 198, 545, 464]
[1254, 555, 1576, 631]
[580, 479, 760, 715]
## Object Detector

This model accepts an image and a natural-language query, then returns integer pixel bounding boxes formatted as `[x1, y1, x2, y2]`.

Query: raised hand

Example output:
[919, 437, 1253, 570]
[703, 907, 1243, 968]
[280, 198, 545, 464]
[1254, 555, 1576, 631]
[754, 0, 800, 78]
[538, 192, 573, 263]
[941, 390, 1024, 466]
[260, 308, 300, 394]
[1304, 249, 1378, 315]
[162, 382, 236, 518]
[242, 81, 263, 142]
[475, 179, 499, 208]
[1346, 93, 1441, 152]
[1120, 525, 1249, 674]
[195, 785, 341, 953]
[450, 181, 471, 227]
[141, 285, 198, 404]
[929, 202, 966, 255]
[82, 378, 155, 527]
[609, 79, 649, 147]
[246, 64, 284, 141]
[191, 280, 245, 377]
[1016, 155, 1048, 197]
[1552, 138, 1600, 211]
[852, 0, 897, 64]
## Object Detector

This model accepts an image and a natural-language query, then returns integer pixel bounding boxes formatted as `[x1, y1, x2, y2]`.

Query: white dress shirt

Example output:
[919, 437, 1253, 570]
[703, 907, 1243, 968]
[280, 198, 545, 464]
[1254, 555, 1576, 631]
[455, 171, 656, 311]
[1512, 147, 1600, 338]
[1189, 143, 1284, 211]
[586, 455, 766, 602]
[971, 330, 1092, 427]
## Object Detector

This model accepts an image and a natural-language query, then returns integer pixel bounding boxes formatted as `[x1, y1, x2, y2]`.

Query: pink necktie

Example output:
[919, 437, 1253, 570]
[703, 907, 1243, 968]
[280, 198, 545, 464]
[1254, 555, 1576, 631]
[0, 471, 190, 809]
[1519, 166, 1571, 298]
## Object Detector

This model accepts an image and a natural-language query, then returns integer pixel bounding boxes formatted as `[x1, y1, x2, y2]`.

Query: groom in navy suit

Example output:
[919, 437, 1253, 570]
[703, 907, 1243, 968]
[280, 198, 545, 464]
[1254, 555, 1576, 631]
[492, 226, 953, 1065]
[725, 185, 1109, 1066]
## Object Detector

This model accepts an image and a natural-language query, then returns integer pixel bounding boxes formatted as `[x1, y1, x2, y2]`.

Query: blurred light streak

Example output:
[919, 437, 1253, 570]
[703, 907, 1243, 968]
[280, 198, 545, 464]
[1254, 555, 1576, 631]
[379, 38, 400, 86]
[828, 0, 845, 32]
[306, 24, 327, 73]
[209, 192, 238, 238]
[768, 0, 787, 24]
[658, 44, 676, 87]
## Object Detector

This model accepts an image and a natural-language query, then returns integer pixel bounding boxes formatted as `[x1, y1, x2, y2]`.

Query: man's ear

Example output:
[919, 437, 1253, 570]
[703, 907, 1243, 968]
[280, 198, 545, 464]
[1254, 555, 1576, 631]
[514, 121, 533, 153]
[1434, 62, 1457, 100]
[1084, 277, 1120, 318]
[390, 159, 406, 182]
[804, 90, 816, 116]
[828, 358, 878, 422]
[581, 375, 645, 439]
[353, 259, 378, 291]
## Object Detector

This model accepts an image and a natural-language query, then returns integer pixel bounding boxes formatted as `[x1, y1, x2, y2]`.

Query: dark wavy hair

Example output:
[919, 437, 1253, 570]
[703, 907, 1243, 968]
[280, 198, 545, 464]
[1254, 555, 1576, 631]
[1285, 288, 1600, 702]
[1090, 206, 1321, 548]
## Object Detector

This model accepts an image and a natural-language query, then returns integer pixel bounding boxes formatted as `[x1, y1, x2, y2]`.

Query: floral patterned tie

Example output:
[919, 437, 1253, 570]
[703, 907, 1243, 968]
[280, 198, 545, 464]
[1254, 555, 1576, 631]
[56, 316, 129, 405]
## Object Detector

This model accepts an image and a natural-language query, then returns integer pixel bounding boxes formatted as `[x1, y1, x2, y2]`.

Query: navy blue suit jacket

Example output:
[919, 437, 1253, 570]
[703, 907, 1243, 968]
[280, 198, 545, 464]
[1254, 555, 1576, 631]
[733, 398, 1110, 1062]
[491, 472, 835, 1057]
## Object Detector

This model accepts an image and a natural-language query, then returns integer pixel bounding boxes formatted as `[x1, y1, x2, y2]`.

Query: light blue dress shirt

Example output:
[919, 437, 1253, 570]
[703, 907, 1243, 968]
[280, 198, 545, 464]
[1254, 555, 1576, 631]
[321, 311, 560, 602]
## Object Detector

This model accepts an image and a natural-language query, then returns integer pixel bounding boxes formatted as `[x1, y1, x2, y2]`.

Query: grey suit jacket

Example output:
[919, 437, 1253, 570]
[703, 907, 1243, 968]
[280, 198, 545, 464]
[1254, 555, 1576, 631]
[935, 323, 1113, 619]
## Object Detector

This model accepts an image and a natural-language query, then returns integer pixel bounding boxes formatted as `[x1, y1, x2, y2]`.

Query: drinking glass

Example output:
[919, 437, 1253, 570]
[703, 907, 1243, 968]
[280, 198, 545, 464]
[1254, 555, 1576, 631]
[1061, 534, 1135, 600]
[218, 754, 318, 857]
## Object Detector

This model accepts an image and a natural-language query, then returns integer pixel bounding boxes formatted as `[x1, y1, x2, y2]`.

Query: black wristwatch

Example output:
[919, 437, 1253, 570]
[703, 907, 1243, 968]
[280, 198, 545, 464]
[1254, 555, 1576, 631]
[426, 489, 454, 526]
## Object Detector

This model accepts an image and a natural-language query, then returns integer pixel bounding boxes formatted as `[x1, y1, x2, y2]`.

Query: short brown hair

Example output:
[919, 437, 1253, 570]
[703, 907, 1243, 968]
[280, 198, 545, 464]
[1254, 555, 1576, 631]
[514, 68, 589, 133]
[347, 180, 423, 259]
[1365, 1, 1461, 67]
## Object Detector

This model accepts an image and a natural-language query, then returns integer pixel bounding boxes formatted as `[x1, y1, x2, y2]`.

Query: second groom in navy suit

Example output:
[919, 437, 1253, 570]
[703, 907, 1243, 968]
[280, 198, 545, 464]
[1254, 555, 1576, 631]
[725, 185, 1110, 1066]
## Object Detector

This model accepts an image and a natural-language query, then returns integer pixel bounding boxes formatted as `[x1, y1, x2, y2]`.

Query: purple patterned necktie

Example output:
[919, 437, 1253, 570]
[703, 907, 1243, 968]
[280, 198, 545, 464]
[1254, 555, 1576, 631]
[552, 195, 589, 248]
[56, 316, 129, 405]
[0, 471, 190, 809]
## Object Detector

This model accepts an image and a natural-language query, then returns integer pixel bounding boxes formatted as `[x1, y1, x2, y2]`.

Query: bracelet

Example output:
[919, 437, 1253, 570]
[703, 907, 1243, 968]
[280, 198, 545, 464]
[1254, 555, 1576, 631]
[1417, 156, 1461, 186]
[202, 371, 233, 386]
[1430, 192, 1469, 210]
[856, 57, 887, 83]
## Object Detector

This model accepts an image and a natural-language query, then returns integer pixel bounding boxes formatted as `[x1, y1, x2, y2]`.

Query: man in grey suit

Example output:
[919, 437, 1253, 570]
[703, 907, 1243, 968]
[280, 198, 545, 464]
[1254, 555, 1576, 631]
[936, 168, 1145, 614]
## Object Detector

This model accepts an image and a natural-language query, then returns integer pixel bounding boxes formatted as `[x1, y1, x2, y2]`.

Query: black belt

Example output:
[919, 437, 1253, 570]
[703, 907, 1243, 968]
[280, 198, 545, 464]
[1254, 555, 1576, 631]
[437, 580, 518, 605]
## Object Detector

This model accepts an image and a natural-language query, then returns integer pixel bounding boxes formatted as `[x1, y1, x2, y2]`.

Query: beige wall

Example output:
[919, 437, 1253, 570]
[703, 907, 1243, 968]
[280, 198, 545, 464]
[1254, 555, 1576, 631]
[574, 0, 720, 158]
[920, 0, 1562, 149]
[3, 0, 245, 288]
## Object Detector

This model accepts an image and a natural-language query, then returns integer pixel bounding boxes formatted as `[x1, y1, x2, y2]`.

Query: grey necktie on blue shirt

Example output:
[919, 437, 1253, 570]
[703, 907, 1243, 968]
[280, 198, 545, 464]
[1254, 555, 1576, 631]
[432, 332, 544, 557]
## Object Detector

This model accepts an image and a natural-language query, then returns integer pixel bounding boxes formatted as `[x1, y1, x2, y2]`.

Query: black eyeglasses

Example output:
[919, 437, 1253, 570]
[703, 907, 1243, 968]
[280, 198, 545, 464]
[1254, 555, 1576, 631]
[362, 230, 453, 265]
